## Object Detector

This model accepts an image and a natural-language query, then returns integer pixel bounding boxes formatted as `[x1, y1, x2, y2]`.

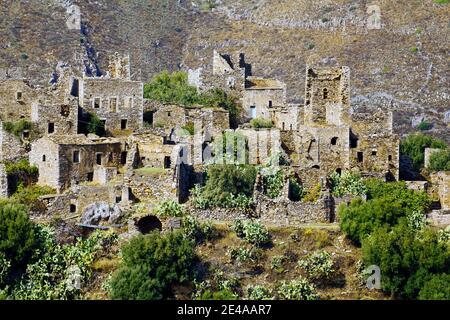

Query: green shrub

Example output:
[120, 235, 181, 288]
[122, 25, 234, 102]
[416, 121, 432, 131]
[302, 184, 321, 203]
[246, 285, 273, 300]
[0, 252, 11, 287]
[276, 278, 317, 300]
[298, 251, 335, 280]
[4, 159, 38, 176]
[3, 120, 34, 138]
[400, 133, 446, 170]
[78, 111, 106, 136]
[362, 224, 449, 298]
[339, 197, 405, 244]
[428, 148, 450, 171]
[233, 220, 270, 247]
[182, 215, 215, 244]
[11, 184, 55, 212]
[198, 289, 238, 300]
[181, 122, 195, 136]
[11, 227, 117, 300]
[270, 255, 286, 273]
[229, 247, 261, 265]
[250, 118, 273, 129]
[329, 170, 367, 197]
[153, 200, 183, 217]
[0, 202, 36, 267]
[194, 164, 256, 209]
[419, 274, 450, 300]
[144, 71, 237, 121]
[263, 169, 284, 199]
[364, 179, 431, 214]
[109, 231, 196, 300]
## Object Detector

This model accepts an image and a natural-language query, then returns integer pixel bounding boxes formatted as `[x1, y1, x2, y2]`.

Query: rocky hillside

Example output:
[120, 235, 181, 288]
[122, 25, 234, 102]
[1, 0, 449, 140]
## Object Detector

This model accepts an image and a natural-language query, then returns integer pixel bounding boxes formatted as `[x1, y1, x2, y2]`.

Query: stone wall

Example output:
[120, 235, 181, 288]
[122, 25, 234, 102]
[272, 104, 301, 131]
[30, 136, 123, 193]
[350, 110, 399, 180]
[31, 99, 78, 136]
[424, 148, 441, 168]
[128, 129, 178, 168]
[152, 104, 187, 129]
[236, 128, 281, 165]
[79, 77, 143, 133]
[243, 85, 286, 120]
[0, 164, 7, 198]
[189, 196, 332, 227]
[39, 183, 125, 219]
[304, 66, 350, 127]
[126, 168, 178, 203]
[0, 79, 38, 122]
[430, 171, 450, 211]
[0, 121, 28, 162]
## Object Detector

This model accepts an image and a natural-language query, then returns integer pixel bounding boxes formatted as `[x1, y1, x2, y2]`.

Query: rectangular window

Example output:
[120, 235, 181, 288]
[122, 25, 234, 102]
[48, 122, 55, 134]
[388, 155, 393, 161]
[73, 150, 80, 163]
[22, 131, 30, 139]
[87, 172, 94, 182]
[250, 106, 256, 119]
[42, 155, 46, 162]
[16, 91, 22, 101]
[121, 119, 128, 130]
[357, 152, 364, 163]
[268, 100, 273, 107]
[371, 150, 377, 156]
[93, 98, 101, 109]
[70, 204, 77, 213]
[109, 97, 117, 112]
[96, 153, 102, 165]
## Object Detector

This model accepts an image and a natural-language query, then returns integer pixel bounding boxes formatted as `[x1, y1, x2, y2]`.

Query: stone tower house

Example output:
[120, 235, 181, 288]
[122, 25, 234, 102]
[304, 66, 350, 126]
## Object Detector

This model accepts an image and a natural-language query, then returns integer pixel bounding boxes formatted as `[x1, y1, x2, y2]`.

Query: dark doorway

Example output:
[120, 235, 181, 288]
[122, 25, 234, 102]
[96, 153, 102, 165]
[121, 152, 127, 165]
[357, 152, 364, 163]
[164, 156, 171, 169]
[136, 216, 162, 234]
[48, 122, 55, 134]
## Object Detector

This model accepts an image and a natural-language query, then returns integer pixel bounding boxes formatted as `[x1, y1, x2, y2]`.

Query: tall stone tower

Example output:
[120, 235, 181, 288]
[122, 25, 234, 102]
[304, 66, 350, 127]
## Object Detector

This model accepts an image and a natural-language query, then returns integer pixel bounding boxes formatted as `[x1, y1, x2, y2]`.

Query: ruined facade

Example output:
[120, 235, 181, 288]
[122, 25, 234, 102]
[0, 79, 38, 122]
[79, 54, 143, 134]
[29, 135, 123, 193]
[31, 99, 78, 136]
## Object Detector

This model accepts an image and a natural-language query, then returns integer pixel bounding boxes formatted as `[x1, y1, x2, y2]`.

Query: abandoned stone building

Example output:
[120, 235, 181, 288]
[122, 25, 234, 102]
[79, 54, 144, 134]
[0, 121, 28, 162]
[29, 134, 123, 193]
[188, 57, 399, 187]
[31, 99, 78, 136]
[0, 48, 446, 231]
[0, 78, 38, 122]
[188, 51, 287, 125]
[127, 129, 183, 169]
